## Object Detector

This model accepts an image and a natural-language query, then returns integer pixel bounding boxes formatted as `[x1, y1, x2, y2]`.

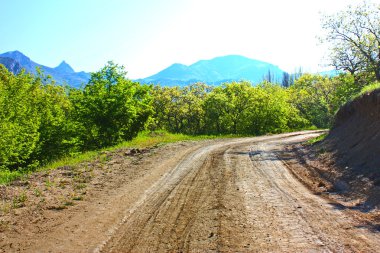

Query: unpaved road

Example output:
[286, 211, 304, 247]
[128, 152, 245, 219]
[2, 131, 380, 252]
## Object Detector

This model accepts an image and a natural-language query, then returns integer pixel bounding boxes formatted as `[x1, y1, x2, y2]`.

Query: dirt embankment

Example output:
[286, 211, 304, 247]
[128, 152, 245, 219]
[284, 89, 380, 232]
[320, 89, 380, 208]
[329, 89, 380, 175]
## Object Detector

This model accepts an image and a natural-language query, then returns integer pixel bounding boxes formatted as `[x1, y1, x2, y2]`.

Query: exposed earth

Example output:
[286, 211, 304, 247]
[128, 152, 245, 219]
[317, 89, 380, 210]
[1, 131, 379, 252]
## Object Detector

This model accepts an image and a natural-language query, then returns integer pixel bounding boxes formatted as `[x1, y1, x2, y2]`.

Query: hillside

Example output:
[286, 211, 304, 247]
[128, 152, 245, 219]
[0, 51, 90, 88]
[140, 55, 285, 86]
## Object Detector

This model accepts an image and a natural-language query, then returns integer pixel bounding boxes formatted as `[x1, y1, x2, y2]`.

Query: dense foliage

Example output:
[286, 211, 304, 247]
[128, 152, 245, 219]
[0, 65, 73, 170]
[69, 62, 152, 150]
[0, 61, 373, 173]
[0, 63, 152, 171]
[0, 57, 371, 173]
[151, 82, 309, 135]
[1, 1, 379, 176]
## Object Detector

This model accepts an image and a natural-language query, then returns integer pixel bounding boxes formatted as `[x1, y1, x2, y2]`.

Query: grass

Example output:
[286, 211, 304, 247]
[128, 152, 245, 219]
[72, 196, 83, 201]
[306, 133, 327, 145]
[0, 129, 319, 185]
[12, 191, 28, 208]
[0, 219, 9, 232]
[115, 131, 218, 149]
[34, 188, 42, 197]
[0, 131, 222, 185]
[0, 170, 23, 185]
[359, 82, 380, 95]
[352, 82, 380, 100]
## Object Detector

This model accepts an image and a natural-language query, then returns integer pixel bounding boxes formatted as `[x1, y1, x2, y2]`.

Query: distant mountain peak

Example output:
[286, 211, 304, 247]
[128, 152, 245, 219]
[55, 60, 74, 73]
[1, 50, 31, 65]
[141, 55, 285, 86]
[0, 50, 90, 88]
[7, 50, 26, 57]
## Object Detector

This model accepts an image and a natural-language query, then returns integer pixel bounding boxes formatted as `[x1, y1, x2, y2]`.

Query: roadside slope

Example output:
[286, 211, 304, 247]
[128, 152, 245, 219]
[318, 89, 380, 208]
[282, 89, 380, 236]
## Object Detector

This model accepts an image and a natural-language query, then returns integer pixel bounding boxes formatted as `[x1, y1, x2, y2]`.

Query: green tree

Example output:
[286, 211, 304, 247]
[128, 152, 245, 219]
[150, 86, 184, 133]
[0, 66, 40, 170]
[151, 83, 209, 134]
[180, 83, 209, 134]
[0, 66, 75, 170]
[71, 62, 152, 149]
[243, 82, 309, 135]
[33, 82, 76, 163]
[290, 74, 336, 128]
[222, 81, 254, 134]
[203, 86, 229, 134]
[321, 1, 380, 80]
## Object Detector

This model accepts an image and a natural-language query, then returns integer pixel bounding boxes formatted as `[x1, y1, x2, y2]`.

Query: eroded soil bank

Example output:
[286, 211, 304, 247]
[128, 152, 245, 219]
[282, 89, 380, 235]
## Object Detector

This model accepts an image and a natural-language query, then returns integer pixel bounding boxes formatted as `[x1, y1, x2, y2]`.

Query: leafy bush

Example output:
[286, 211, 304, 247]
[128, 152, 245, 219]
[152, 81, 311, 135]
[1, 59, 368, 174]
[70, 62, 153, 150]
[0, 62, 153, 172]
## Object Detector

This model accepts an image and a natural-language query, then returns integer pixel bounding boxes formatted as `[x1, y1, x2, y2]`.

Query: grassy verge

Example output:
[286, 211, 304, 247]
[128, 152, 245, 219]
[306, 133, 327, 145]
[111, 130, 220, 150]
[359, 82, 380, 95]
[0, 170, 24, 185]
[0, 129, 322, 185]
[351, 82, 380, 100]
[0, 131, 223, 185]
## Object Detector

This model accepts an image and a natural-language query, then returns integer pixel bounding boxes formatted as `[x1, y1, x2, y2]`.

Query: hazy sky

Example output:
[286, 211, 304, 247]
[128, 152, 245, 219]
[1, 0, 377, 78]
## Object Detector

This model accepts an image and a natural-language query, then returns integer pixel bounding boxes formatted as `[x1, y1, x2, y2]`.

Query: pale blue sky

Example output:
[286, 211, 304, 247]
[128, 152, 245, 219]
[1, 0, 377, 78]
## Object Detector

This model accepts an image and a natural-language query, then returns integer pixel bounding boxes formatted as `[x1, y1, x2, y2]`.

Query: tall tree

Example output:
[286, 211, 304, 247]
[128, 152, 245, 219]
[282, 72, 290, 87]
[321, 1, 380, 80]
[71, 62, 152, 149]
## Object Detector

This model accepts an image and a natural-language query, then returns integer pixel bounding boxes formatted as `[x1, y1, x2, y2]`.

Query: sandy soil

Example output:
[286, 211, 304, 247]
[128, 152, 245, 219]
[1, 131, 380, 252]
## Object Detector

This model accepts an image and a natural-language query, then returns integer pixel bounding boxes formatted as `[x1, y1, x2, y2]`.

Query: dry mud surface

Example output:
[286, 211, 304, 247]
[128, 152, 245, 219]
[2, 131, 380, 252]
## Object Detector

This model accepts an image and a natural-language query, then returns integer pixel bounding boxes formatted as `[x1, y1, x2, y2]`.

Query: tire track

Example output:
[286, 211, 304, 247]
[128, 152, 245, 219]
[237, 135, 380, 252]
[100, 141, 235, 252]
[98, 131, 380, 252]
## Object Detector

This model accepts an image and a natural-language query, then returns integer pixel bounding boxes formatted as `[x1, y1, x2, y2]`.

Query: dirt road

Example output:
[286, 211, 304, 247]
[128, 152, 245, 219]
[2, 131, 380, 252]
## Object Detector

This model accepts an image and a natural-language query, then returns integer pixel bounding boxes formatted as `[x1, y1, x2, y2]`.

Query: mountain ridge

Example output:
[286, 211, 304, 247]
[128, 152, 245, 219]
[140, 55, 285, 86]
[0, 51, 90, 88]
[1, 51, 289, 87]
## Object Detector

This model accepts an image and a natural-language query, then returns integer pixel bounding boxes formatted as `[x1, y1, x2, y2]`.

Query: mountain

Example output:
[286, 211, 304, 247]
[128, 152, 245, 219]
[1, 52, 287, 87]
[0, 57, 23, 74]
[319, 69, 341, 77]
[140, 55, 285, 86]
[55, 60, 75, 73]
[0, 51, 90, 88]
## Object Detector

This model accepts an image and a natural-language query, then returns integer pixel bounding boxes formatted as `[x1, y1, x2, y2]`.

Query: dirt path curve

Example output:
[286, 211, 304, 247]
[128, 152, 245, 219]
[99, 131, 380, 252]
[5, 131, 380, 252]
